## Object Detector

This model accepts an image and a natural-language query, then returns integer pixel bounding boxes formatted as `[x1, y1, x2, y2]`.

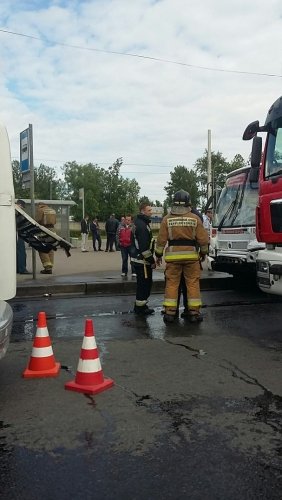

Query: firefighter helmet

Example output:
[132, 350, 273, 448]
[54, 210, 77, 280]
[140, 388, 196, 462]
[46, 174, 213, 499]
[173, 190, 191, 207]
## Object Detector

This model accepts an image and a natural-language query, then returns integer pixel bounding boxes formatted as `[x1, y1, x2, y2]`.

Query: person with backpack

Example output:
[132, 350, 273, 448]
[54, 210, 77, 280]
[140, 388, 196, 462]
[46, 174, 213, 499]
[36, 202, 57, 274]
[116, 215, 136, 277]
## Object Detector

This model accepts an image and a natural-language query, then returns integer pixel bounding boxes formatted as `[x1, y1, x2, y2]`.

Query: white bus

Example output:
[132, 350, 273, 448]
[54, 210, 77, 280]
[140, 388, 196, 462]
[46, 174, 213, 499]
[210, 166, 265, 278]
[0, 124, 16, 358]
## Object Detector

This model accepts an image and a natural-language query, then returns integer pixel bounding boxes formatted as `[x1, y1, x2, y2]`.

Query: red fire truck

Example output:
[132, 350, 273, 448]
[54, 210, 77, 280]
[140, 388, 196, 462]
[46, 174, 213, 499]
[243, 96, 282, 294]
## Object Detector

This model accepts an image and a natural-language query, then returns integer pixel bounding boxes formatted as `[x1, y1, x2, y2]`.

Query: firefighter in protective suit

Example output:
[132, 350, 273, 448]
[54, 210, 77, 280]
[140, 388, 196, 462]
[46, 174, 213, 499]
[36, 202, 57, 274]
[155, 190, 209, 323]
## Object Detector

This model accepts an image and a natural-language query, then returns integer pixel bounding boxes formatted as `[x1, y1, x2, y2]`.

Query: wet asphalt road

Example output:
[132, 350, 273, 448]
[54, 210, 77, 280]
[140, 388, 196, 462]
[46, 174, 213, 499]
[0, 289, 282, 499]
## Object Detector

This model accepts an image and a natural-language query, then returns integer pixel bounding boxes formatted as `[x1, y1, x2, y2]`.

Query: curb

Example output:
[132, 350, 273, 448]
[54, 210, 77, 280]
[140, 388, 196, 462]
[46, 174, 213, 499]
[15, 276, 234, 298]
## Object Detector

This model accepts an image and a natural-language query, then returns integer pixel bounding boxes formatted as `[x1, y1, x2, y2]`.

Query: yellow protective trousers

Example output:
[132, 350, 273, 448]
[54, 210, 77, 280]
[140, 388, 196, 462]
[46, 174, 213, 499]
[39, 250, 54, 269]
[163, 260, 202, 316]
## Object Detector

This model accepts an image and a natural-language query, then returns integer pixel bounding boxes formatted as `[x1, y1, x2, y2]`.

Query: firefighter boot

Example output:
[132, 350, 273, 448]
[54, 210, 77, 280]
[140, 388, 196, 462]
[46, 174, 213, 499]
[163, 313, 176, 324]
[162, 309, 179, 319]
[188, 312, 203, 323]
[134, 305, 154, 315]
[180, 309, 189, 319]
[40, 266, 52, 275]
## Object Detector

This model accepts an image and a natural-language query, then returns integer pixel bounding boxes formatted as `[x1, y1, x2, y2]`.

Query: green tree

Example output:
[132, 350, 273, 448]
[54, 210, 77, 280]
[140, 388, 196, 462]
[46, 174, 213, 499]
[139, 196, 154, 207]
[194, 150, 244, 206]
[12, 160, 61, 200]
[229, 153, 247, 171]
[61, 158, 140, 220]
[118, 177, 140, 216]
[62, 161, 105, 220]
[163, 199, 169, 215]
[12, 160, 30, 199]
[34, 163, 60, 199]
[100, 158, 140, 219]
[164, 165, 199, 207]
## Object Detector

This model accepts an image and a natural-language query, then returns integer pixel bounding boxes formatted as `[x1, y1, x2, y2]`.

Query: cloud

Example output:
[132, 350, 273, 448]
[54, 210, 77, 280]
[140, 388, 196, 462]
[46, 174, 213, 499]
[0, 0, 282, 202]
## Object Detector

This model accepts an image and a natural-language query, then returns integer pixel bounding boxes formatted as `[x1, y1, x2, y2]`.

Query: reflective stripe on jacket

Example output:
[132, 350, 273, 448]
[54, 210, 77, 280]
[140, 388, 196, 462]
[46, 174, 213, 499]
[155, 209, 209, 263]
[131, 213, 155, 265]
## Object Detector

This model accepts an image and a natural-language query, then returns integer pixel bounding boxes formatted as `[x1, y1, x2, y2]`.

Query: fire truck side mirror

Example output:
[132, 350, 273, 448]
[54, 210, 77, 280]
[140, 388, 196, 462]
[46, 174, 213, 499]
[251, 136, 262, 169]
[249, 136, 262, 182]
[242, 120, 260, 140]
[249, 167, 259, 183]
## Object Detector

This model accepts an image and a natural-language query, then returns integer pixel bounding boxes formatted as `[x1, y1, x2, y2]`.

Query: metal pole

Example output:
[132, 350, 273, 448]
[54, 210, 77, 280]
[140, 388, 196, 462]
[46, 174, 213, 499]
[207, 129, 212, 201]
[29, 124, 36, 279]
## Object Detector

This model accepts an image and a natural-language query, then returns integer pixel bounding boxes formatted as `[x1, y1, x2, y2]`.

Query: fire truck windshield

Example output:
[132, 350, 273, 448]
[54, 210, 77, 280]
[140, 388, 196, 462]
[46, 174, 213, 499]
[265, 125, 282, 178]
[214, 169, 258, 228]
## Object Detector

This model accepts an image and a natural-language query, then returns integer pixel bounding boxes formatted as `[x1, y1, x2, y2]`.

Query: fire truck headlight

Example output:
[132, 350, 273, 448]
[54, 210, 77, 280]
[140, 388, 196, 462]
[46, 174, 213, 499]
[257, 261, 269, 273]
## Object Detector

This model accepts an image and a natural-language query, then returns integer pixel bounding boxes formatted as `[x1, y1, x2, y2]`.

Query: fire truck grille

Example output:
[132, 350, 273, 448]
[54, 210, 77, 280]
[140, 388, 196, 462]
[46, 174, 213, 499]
[218, 241, 248, 250]
[271, 203, 282, 233]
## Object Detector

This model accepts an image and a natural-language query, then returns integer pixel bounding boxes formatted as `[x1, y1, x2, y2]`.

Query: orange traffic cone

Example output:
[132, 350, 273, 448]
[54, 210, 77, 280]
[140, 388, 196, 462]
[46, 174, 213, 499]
[23, 311, 60, 378]
[65, 319, 114, 395]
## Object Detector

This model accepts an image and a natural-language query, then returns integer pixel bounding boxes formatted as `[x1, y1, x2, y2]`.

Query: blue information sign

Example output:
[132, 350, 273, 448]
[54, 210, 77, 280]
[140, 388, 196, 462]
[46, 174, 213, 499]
[20, 129, 29, 173]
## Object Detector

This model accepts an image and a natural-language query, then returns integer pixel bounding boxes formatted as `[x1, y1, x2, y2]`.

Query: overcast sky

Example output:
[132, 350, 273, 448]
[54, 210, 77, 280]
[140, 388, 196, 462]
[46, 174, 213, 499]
[1, 0, 282, 202]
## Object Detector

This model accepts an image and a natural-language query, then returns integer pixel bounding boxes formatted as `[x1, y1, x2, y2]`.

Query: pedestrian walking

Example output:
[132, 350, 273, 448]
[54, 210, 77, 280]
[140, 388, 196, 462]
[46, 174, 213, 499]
[36, 202, 57, 274]
[81, 214, 90, 252]
[155, 190, 209, 323]
[90, 218, 103, 251]
[16, 199, 31, 274]
[90, 217, 97, 251]
[116, 215, 136, 277]
[105, 214, 119, 252]
[131, 202, 155, 315]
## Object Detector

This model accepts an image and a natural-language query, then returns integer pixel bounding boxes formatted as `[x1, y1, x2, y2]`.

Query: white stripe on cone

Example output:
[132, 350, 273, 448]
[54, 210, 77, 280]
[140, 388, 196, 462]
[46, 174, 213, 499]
[77, 358, 102, 373]
[31, 346, 54, 358]
[82, 336, 98, 349]
[35, 327, 50, 337]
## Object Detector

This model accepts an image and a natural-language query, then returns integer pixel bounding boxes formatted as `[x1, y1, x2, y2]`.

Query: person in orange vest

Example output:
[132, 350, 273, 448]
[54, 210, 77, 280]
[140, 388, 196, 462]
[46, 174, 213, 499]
[155, 190, 209, 323]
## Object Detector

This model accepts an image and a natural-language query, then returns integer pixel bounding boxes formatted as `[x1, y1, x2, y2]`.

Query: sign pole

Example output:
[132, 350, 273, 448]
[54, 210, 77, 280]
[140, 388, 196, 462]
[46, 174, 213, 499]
[79, 188, 85, 218]
[20, 125, 36, 278]
[28, 124, 36, 279]
[207, 129, 212, 201]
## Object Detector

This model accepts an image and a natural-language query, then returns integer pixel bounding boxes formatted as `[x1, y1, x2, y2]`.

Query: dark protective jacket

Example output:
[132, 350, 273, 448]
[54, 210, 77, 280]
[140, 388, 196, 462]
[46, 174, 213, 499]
[81, 218, 89, 234]
[131, 213, 155, 266]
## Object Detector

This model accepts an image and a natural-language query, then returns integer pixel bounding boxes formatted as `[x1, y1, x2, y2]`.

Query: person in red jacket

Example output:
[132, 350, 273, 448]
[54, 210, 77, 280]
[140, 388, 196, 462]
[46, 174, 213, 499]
[116, 215, 136, 277]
